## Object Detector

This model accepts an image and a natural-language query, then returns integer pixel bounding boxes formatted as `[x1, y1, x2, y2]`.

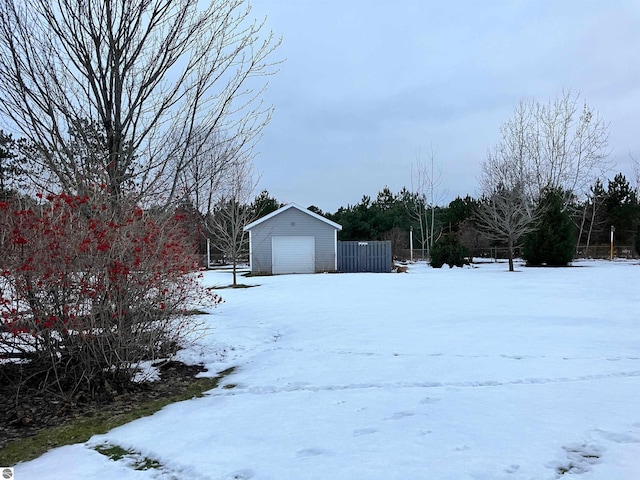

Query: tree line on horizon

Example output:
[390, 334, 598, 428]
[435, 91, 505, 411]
[254, 171, 639, 266]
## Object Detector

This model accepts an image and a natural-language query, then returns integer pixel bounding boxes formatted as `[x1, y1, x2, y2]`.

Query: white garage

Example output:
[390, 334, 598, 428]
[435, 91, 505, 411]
[244, 203, 342, 275]
[271, 236, 315, 274]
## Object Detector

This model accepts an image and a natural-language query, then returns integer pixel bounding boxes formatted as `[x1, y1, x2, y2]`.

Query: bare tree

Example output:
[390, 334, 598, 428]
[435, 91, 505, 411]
[0, 0, 280, 209]
[476, 92, 610, 271]
[178, 129, 244, 217]
[477, 183, 535, 271]
[408, 146, 443, 258]
[523, 91, 610, 203]
[176, 127, 258, 284]
[477, 124, 537, 271]
[206, 158, 258, 286]
[0, 0, 278, 399]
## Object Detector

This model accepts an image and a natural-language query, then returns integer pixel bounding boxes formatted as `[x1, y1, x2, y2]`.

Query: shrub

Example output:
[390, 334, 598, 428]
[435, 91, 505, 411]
[0, 194, 220, 400]
[430, 233, 468, 268]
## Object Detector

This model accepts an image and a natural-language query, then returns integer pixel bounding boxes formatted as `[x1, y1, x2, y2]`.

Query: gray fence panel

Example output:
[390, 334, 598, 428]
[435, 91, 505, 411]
[337, 241, 392, 273]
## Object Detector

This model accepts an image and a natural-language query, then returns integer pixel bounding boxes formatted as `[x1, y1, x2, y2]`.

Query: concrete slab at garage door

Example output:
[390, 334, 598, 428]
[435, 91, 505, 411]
[272, 236, 315, 274]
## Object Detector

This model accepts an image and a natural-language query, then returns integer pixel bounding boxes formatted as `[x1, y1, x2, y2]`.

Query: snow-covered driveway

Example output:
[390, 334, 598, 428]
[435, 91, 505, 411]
[17, 261, 640, 479]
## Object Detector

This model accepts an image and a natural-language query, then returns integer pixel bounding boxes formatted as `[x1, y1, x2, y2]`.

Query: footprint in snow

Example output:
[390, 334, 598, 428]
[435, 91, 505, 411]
[593, 428, 640, 444]
[548, 442, 605, 476]
[297, 448, 328, 457]
[227, 468, 255, 479]
[387, 411, 415, 420]
[353, 428, 378, 437]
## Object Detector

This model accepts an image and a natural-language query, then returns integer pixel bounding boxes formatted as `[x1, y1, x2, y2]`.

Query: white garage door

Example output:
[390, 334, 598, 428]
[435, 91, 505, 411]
[272, 236, 315, 274]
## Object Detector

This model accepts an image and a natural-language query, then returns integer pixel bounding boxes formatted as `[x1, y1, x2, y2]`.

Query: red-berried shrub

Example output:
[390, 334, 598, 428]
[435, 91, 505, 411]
[0, 194, 220, 399]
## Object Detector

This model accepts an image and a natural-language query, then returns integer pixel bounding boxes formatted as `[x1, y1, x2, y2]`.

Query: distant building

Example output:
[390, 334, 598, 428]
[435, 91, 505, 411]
[244, 203, 342, 275]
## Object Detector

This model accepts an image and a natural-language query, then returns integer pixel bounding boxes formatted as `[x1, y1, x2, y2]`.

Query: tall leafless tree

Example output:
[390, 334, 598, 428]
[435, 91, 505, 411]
[477, 123, 537, 271]
[178, 129, 244, 218]
[0, 0, 280, 209]
[408, 147, 443, 258]
[0, 0, 279, 398]
[476, 92, 610, 271]
[527, 91, 610, 202]
[206, 157, 258, 286]
[477, 183, 535, 272]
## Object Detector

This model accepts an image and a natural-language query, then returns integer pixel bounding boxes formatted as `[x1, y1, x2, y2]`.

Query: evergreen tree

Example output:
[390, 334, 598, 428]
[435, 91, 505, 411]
[331, 188, 412, 243]
[307, 205, 326, 216]
[605, 173, 638, 247]
[523, 188, 575, 266]
[429, 233, 468, 268]
[442, 195, 479, 232]
[251, 190, 282, 219]
[0, 130, 23, 198]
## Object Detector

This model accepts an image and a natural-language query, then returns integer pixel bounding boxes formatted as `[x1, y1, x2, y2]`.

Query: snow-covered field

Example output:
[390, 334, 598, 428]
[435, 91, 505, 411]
[15, 260, 640, 480]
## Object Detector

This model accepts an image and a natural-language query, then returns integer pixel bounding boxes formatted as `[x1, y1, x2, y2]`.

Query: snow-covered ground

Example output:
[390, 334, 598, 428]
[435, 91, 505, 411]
[15, 260, 640, 479]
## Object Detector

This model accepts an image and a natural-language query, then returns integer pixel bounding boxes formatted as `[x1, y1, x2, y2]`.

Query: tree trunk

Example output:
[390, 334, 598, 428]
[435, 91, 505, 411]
[430, 205, 435, 249]
[508, 238, 515, 272]
[232, 255, 237, 286]
[424, 209, 431, 259]
[577, 203, 587, 255]
[586, 200, 597, 257]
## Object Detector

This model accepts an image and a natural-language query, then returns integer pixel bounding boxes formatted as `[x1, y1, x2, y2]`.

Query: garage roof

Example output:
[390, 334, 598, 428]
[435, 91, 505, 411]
[244, 203, 342, 231]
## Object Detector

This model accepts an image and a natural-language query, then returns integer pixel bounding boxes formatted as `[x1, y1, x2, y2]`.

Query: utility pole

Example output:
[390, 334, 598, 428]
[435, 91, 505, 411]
[410, 226, 413, 262]
[610, 226, 615, 260]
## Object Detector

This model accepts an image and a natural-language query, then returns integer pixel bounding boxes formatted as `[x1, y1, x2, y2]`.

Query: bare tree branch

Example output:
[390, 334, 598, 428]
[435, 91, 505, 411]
[0, 0, 280, 208]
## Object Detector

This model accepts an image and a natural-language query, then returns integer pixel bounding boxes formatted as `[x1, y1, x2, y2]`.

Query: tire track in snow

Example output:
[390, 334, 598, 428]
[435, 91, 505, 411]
[271, 346, 640, 362]
[217, 370, 640, 396]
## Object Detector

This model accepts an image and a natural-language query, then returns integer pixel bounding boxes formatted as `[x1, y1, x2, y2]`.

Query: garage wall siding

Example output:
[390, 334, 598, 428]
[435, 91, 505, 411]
[248, 208, 338, 274]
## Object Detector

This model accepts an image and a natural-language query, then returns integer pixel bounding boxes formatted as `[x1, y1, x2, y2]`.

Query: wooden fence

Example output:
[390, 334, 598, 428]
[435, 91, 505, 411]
[337, 241, 392, 273]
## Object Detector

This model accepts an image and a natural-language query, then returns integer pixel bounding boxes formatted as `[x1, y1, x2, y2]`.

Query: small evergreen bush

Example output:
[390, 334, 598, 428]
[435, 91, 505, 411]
[430, 233, 468, 268]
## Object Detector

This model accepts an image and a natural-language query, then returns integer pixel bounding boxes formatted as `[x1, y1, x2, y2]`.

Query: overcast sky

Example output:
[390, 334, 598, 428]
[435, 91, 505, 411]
[248, 0, 640, 213]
